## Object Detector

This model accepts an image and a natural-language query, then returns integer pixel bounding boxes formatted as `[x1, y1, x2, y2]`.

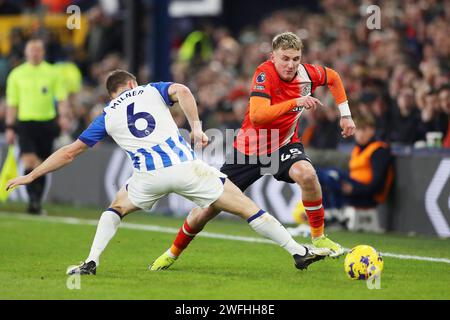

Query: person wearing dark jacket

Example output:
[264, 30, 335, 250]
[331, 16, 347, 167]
[317, 114, 393, 210]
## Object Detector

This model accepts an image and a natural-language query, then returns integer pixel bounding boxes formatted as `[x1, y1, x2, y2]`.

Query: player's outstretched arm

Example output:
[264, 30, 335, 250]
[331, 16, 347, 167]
[6, 140, 89, 191]
[324, 67, 356, 138]
[249, 95, 323, 126]
[168, 83, 208, 147]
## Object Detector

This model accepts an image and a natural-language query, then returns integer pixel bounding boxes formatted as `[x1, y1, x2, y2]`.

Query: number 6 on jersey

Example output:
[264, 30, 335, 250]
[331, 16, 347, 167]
[127, 102, 156, 138]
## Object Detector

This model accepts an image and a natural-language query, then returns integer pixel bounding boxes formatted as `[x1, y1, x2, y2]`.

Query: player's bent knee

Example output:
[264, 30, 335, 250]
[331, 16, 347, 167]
[289, 162, 318, 186]
[109, 199, 138, 218]
[300, 170, 318, 186]
[108, 205, 127, 218]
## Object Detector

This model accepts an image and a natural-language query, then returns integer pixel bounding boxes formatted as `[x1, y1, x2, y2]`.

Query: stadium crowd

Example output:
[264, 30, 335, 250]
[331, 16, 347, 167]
[0, 0, 450, 150]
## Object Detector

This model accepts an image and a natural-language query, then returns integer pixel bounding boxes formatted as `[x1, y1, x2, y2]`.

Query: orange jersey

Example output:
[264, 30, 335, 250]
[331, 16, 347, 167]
[234, 60, 331, 155]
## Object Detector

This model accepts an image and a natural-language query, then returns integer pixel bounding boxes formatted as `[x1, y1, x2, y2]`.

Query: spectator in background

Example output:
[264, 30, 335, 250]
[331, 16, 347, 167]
[389, 87, 424, 144]
[0, 0, 21, 14]
[316, 114, 393, 214]
[8, 28, 26, 68]
[420, 88, 447, 139]
[85, 4, 123, 64]
[1, 0, 450, 152]
[439, 85, 450, 147]
[302, 105, 341, 150]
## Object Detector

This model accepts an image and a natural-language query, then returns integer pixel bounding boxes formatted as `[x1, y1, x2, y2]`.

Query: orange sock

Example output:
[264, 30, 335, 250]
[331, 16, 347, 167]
[169, 220, 201, 257]
[303, 198, 324, 239]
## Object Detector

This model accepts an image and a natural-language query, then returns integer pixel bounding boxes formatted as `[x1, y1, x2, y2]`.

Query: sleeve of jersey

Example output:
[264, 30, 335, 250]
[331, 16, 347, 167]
[248, 67, 298, 126]
[78, 113, 108, 147]
[304, 64, 348, 106]
[249, 67, 272, 100]
[249, 97, 298, 126]
[324, 67, 348, 105]
[149, 82, 174, 107]
[304, 63, 327, 88]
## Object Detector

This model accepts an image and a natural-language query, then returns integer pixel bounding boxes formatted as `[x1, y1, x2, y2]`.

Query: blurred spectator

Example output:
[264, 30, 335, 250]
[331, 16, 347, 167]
[420, 88, 447, 138]
[439, 85, 450, 147]
[316, 114, 393, 211]
[85, 4, 123, 64]
[302, 105, 341, 150]
[0, 0, 21, 14]
[389, 87, 425, 144]
[1, 0, 450, 151]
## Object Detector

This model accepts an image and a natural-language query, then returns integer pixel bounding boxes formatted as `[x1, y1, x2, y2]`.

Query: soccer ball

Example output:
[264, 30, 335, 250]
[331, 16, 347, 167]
[344, 245, 383, 280]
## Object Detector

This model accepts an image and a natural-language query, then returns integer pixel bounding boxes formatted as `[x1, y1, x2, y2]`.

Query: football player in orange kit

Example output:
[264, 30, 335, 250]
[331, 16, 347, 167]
[150, 32, 356, 270]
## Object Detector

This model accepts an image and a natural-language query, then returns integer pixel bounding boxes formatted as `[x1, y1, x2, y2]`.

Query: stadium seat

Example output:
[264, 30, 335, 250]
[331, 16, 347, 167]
[343, 206, 384, 233]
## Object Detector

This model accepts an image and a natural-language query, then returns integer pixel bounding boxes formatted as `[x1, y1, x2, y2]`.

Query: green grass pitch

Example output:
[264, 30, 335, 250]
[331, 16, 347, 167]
[0, 203, 449, 300]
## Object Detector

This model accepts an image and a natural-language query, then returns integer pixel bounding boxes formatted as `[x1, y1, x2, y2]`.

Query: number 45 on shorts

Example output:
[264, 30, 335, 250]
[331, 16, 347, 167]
[281, 148, 303, 162]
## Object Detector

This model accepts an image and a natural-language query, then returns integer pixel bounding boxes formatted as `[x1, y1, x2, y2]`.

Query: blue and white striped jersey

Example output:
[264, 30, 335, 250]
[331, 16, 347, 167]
[78, 82, 195, 172]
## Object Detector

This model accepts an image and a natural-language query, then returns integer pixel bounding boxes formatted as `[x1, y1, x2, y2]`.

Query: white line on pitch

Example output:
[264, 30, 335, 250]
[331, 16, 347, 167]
[1, 212, 450, 265]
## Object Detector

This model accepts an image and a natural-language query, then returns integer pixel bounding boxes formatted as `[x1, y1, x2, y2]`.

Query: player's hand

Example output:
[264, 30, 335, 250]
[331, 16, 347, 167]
[6, 128, 15, 145]
[340, 116, 356, 138]
[190, 129, 209, 148]
[6, 175, 34, 191]
[295, 96, 323, 111]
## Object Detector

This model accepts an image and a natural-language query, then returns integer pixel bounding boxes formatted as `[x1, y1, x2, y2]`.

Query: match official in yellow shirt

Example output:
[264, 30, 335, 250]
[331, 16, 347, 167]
[5, 38, 69, 214]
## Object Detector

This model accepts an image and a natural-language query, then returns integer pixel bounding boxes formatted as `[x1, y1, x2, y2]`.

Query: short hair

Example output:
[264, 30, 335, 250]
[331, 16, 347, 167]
[106, 70, 137, 96]
[354, 114, 376, 129]
[272, 32, 303, 51]
[25, 38, 45, 50]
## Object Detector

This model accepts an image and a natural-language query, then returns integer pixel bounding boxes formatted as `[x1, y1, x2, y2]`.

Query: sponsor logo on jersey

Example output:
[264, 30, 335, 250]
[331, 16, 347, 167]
[256, 72, 266, 83]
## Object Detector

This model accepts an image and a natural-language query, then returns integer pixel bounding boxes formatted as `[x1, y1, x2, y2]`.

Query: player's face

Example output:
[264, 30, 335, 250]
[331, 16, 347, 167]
[271, 48, 302, 82]
[25, 41, 45, 65]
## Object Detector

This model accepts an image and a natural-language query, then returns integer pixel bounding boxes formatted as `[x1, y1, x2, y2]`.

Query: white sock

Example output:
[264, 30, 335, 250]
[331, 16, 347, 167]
[86, 210, 122, 266]
[248, 210, 306, 256]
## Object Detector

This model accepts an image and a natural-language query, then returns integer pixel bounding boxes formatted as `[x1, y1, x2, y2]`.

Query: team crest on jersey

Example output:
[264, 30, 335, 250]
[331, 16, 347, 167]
[301, 83, 311, 96]
[256, 72, 266, 83]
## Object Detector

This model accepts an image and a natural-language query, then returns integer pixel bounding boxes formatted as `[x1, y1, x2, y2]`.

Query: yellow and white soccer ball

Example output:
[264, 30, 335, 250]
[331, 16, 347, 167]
[344, 245, 384, 280]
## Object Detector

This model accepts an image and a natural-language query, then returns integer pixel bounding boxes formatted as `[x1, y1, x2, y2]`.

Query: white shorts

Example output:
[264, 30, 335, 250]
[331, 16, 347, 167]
[127, 160, 227, 210]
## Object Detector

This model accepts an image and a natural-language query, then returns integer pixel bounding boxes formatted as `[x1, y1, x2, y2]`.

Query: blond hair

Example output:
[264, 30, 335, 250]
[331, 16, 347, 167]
[272, 32, 303, 51]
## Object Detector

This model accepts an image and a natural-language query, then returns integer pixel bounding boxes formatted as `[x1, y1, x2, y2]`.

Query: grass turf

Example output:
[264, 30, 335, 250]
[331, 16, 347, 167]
[0, 202, 449, 300]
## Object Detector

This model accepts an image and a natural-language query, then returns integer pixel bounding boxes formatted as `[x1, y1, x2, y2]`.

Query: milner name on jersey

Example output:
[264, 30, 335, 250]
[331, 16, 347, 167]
[78, 82, 195, 173]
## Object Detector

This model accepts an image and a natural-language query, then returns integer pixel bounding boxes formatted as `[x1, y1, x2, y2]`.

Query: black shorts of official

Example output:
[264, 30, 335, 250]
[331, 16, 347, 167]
[17, 119, 60, 160]
[220, 142, 312, 192]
